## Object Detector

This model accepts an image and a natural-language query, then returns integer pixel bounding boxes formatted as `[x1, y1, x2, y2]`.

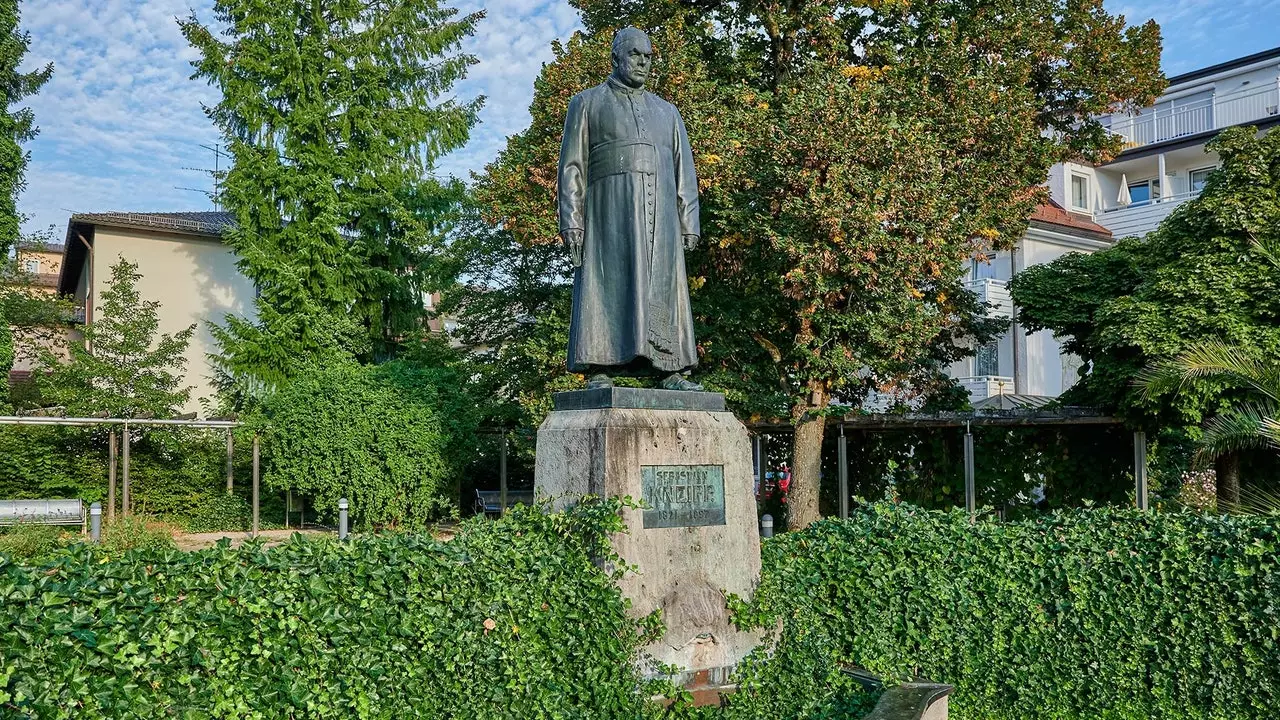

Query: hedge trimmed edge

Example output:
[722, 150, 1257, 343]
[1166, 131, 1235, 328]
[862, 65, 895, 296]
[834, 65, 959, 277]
[0, 500, 658, 719]
[733, 504, 1280, 720]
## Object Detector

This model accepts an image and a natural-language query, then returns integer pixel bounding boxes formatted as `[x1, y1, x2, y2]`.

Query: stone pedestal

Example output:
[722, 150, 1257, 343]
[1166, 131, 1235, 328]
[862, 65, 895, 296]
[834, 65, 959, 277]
[535, 388, 761, 674]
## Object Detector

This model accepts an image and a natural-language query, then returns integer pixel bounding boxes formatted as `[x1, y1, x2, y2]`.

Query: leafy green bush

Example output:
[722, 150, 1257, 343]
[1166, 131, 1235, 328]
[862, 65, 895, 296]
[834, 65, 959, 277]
[733, 504, 1280, 720]
[180, 492, 254, 533]
[0, 500, 661, 718]
[0, 524, 66, 560]
[249, 356, 479, 529]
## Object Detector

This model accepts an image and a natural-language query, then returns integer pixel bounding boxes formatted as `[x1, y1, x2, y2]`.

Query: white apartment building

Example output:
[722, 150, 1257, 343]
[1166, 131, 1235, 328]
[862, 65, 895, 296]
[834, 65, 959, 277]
[952, 46, 1280, 406]
[1061, 46, 1280, 240]
[947, 202, 1112, 406]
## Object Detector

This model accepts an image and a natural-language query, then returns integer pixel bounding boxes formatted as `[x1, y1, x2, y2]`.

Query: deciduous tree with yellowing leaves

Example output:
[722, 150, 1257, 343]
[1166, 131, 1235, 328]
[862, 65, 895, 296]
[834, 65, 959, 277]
[448, 0, 1164, 527]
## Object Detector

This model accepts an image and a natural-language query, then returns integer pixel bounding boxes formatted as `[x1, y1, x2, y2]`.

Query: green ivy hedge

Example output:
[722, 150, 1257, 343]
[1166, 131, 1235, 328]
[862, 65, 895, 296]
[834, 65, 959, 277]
[734, 504, 1280, 720]
[0, 501, 661, 719]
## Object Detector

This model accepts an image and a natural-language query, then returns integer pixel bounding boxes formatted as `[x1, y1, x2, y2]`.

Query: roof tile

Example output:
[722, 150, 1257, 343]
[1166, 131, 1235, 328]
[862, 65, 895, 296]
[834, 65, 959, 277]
[71, 211, 235, 237]
[1029, 200, 1112, 238]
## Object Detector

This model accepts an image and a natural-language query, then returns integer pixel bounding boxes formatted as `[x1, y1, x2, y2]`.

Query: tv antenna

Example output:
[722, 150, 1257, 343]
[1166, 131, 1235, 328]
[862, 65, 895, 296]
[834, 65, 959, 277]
[176, 143, 231, 210]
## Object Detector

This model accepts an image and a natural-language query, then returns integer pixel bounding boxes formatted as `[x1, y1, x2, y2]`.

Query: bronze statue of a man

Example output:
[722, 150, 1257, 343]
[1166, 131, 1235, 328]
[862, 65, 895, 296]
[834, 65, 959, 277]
[558, 27, 702, 391]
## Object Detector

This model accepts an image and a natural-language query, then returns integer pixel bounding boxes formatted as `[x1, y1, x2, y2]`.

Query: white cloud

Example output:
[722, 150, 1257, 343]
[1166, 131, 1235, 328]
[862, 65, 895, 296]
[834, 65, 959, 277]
[15, 0, 1279, 236]
[17, 0, 579, 235]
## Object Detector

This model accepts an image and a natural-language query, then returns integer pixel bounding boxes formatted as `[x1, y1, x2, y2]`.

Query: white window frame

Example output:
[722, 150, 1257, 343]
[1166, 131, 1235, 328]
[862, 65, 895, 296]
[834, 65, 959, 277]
[23, 259, 39, 274]
[1128, 177, 1161, 206]
[1188, 165, 1216, 195]
[1069, 173, 1091, 212]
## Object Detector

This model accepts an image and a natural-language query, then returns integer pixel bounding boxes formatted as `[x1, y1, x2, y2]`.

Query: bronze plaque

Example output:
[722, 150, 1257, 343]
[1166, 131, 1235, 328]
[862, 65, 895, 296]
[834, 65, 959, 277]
[641, 465, 726, 528]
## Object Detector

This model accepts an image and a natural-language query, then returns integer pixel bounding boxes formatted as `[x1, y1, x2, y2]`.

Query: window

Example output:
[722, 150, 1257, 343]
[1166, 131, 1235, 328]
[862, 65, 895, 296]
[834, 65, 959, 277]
[1070, 174, 1091, 211]
[1128, 178, 1161, 206]
[1189, 166, 1216, 194]
[23, 259, 38, 273]
[975, 342, 999, 377]
[970, 256, 1000, 282]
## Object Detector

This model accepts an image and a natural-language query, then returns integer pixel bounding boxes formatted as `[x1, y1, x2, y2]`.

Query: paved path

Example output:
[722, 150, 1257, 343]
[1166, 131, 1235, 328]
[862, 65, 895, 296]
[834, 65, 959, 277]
[174, 522, 461, 550]
[174, 529, 329, 551]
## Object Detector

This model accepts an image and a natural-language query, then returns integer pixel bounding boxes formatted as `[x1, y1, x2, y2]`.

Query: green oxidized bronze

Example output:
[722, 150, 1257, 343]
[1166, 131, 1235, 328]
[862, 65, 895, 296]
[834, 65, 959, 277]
[558, 27, 703, 392]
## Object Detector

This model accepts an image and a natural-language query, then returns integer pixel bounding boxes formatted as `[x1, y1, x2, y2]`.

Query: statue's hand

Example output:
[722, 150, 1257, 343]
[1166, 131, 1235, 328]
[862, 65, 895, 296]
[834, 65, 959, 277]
[683, 234, 700, 251]
[562, 229, 585, 267]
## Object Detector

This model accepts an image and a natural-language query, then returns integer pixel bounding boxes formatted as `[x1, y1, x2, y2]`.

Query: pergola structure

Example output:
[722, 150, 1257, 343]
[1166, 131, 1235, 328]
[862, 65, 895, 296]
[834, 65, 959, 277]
[480, 406, 1150, 519]
[747, 407, 1149, 516]
[0, 415, 264, 536]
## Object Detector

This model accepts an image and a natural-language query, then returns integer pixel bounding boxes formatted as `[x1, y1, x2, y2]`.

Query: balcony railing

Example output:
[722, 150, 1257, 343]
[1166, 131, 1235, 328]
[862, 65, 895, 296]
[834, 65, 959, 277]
[964, 278, 1013, 317]
[1108, 83, 1280, 150]
[958, 376, 1014, 402]
[1096, 190, 1200, 239]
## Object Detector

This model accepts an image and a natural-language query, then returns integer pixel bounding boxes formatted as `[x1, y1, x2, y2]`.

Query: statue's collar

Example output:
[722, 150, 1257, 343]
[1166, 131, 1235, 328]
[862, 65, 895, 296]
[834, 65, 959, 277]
[607, 76, 646, 97]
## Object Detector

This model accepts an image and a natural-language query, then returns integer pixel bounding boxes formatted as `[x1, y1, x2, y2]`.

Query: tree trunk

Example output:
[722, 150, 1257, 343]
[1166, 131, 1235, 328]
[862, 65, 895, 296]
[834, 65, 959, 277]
[1215, 452, 1241, 510]
[789, 383, 827, 529]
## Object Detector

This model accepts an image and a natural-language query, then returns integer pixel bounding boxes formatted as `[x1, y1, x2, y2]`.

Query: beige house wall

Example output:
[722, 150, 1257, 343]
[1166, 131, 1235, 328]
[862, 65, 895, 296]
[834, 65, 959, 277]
[89, 226, 256, 414]
[16, 248, 63, 277]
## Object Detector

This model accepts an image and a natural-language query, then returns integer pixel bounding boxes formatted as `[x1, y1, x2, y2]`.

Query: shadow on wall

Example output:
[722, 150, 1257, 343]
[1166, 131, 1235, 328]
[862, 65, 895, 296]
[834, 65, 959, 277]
[174, 236, 258, 408]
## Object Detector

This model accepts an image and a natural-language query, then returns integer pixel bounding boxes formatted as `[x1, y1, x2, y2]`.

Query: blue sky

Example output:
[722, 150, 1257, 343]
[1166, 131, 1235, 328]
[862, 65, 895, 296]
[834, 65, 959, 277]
[16, 0, 1280, 235]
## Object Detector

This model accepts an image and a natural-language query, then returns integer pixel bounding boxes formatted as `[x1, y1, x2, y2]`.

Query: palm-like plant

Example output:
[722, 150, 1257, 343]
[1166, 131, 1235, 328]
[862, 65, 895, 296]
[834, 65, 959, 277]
[1136, 339, 1280, 461]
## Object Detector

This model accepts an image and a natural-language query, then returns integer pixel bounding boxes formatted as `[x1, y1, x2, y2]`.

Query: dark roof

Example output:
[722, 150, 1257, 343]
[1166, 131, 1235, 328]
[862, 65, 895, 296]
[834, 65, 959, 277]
[1028, 200, 1113, 240]
[1166, 45, 1280, 88]
[17, 241, 65, 254]
[59, 211, 235, 295]
[70, 211, 235, 237]
[971, 393, 1056, 411]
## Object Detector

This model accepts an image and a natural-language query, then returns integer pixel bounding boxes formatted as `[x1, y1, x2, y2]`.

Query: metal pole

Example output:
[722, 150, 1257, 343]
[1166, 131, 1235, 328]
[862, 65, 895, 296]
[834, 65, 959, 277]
[89, 502, 102, 543]
[1011, 248, 1027, 395]
[107, 430, 117, 523]
[760, 514, 774, 539]
[121, 421, 131, 517]
[338, 498, 349, 540]
[1134, 430, 1148, 510]
[251, 433, 260, 538]
[964, 422, 976, 514]
[751, 434, 762, 496]
[837, 425, 849, 520]
[499, 433, 508, 516]
[225, 429, 234, 494]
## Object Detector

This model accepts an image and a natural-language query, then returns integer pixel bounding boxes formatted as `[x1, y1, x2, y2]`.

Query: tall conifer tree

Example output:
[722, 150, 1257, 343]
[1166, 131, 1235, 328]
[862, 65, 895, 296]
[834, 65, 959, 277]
[181, 0, 483, 391]
[0, 0, 51, 404]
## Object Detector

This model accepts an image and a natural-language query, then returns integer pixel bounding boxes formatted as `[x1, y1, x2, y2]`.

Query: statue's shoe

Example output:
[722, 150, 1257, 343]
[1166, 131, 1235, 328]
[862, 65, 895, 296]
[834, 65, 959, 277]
[587, 374, 614, 389]
[661, 374, 704, 392]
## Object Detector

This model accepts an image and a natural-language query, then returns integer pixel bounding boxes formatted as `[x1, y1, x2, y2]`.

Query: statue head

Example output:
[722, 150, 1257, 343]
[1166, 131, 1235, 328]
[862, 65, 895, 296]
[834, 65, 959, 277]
[610, 27, 653, 90]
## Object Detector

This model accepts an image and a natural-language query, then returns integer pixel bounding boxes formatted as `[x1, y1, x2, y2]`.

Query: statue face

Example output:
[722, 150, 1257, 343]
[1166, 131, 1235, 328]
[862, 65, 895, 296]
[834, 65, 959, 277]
[611, 37, 653, 89]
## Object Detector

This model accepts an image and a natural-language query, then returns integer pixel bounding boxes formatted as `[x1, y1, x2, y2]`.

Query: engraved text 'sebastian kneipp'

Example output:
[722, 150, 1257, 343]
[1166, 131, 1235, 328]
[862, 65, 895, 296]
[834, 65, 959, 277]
[641, 465, 726, 529]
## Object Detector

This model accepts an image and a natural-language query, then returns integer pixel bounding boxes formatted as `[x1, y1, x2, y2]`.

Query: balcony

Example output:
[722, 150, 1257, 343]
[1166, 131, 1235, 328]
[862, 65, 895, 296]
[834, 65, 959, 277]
[964, 278, 1012, 318]
[1108, 83, 1280, 151]
[959, 376, 1014, 402]
[1096, 190, 1198, 239]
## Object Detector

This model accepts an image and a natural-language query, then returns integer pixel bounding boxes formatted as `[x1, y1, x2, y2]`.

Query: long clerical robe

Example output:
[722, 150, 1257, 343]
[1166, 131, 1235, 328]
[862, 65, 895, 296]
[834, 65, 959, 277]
[558, 77, 701, 373]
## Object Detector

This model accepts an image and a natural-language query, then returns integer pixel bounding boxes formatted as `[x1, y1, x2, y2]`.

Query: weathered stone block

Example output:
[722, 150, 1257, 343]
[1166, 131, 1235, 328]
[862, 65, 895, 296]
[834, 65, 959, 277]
[534, 398, 761, 673]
